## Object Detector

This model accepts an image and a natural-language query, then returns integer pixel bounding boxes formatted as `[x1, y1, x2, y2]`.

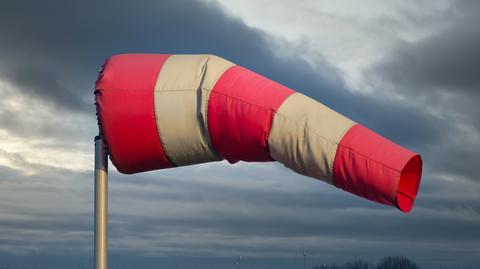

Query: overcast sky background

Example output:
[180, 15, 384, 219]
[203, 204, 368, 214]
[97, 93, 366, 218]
[0, 0, 479, 268]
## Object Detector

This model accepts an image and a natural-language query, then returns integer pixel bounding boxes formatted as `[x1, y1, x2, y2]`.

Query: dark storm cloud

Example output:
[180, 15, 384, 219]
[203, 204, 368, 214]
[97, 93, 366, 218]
[4, 66, 89, 112]
[0, 0, 339, 117]
[0, 0, 443, 150]
[368, 0, 480, 183]
[374, 1, 480, 95]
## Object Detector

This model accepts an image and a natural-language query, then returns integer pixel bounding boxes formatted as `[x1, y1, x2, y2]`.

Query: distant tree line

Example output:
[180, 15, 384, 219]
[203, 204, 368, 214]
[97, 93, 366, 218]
[312, 256, 419, 269]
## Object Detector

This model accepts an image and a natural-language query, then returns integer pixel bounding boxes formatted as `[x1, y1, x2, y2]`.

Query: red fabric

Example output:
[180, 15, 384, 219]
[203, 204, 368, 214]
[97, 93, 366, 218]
[95, 54, 173, 174]
[208, 66, 295, 163]
[333, 124, 422, 212]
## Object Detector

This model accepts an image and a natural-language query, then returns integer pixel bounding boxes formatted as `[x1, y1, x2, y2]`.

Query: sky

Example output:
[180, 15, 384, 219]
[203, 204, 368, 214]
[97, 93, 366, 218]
[0, 0, 479, 268]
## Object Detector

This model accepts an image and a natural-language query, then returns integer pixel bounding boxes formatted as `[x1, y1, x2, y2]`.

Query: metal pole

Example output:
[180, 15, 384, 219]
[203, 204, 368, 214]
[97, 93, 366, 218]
[95, 135, 108, 269]
[303, 250, 307, 269]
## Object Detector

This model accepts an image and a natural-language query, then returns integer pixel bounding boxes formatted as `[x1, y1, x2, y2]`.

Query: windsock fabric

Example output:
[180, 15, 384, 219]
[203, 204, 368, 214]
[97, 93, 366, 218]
[95, 54, 422, 213]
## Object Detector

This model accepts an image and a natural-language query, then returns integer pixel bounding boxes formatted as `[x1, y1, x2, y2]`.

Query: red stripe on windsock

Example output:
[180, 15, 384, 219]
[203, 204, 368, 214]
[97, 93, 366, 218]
[333, 124, 422, 212]
[95, 54, 173, 173]
[208, 66, 295, 163]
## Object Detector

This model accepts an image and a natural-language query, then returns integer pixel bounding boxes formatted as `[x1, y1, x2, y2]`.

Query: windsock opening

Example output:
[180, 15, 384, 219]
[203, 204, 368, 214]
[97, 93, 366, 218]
[396, 155, 422, 212]
[332, 124, 423, 213]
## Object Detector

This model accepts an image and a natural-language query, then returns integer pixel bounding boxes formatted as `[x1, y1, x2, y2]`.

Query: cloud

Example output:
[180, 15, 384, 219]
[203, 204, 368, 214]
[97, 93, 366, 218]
[374, 1, 480, 95]
[367, 0, 480, 183]
[4, 66, 90, 112]
[0, 0, 441, 149]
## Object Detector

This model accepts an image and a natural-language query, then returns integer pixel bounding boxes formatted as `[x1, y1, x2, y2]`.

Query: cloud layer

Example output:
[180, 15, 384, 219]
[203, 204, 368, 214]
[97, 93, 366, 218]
[0, 0, 479, 269]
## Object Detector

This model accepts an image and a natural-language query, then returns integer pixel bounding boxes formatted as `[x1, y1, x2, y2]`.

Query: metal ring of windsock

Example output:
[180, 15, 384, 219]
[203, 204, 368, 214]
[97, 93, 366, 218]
[95, 54, 422, 213]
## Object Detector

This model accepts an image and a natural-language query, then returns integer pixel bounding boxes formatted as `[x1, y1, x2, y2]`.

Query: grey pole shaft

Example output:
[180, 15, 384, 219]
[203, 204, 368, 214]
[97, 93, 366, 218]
[94, 136, 108, 269]
[303, 250, 306, 269]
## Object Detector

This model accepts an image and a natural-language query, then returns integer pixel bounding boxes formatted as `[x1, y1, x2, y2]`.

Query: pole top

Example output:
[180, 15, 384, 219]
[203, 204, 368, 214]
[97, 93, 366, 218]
[95, 135, 102, 141]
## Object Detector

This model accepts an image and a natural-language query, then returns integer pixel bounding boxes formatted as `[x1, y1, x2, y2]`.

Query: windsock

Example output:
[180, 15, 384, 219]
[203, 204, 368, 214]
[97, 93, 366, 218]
[95, 54, 422, 212]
